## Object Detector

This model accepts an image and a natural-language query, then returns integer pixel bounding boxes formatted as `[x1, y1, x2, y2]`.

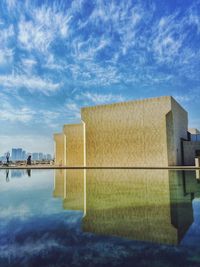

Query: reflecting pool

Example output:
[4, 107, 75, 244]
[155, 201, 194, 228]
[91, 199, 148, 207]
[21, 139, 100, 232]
[0, 169, 200, 267]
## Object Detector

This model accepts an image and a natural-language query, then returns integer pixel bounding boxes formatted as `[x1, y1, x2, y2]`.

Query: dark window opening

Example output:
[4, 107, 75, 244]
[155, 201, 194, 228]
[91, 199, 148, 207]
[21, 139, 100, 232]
[195, 150, 200, 157]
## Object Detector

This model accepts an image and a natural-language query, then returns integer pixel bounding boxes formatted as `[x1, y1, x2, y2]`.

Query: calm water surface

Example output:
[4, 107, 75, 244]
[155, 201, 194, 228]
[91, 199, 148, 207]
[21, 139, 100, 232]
[0, 169, 200, 267]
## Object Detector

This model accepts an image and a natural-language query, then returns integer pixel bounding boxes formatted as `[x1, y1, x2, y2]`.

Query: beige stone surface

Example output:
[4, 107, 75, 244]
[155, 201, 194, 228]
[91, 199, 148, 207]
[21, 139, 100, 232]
[54, 133, 65, 166]
[167, 98, 188, 165]
[63, 123, 84, 167]
[81, 96, 188, 167]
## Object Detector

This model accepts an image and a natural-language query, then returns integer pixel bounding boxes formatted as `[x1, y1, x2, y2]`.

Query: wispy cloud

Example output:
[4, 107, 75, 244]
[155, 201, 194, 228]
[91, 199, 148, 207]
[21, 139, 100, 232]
[80, 92, 125, 105]
[0, 24, 14, 65]
[0, 97, 35, 123]
[0, 74, 60, 94]
[18, 4, 71, 53]
[64, 102, 81, 120]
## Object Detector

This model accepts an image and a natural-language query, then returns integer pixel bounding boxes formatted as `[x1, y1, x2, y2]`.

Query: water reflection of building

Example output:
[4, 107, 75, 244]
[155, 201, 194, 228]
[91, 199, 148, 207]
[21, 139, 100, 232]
[53, 169, 200, 245]
[53, 169, 65, 198]
[53, 169, 84, 211]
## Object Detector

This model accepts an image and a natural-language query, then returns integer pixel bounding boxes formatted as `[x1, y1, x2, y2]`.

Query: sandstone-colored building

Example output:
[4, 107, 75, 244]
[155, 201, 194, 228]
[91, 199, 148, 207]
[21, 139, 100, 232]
[63, 123, 84, 166]
[54, 133, 65, 166]
[81, 96, 188, 167]
[54, 96, 200, 167]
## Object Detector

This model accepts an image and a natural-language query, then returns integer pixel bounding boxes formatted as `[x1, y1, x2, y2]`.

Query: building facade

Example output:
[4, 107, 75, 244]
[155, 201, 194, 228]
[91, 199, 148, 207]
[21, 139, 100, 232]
[63, 123, 84, 167]
[54, 133, 65, 166]
[81, 96, 188, 167]
[54, 96, 200, 167]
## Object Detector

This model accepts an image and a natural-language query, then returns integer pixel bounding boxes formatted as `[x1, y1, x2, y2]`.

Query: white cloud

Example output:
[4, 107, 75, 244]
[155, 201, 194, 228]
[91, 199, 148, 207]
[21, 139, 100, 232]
[43, 54, 66, 71]
[0, 107, 35, 123]
[188, 7, 200, 34]
[80, 92, 125, 105]
[39, 110, 60, 128]
[21, 58, 37, 68]
[72, 36, 110, 61]
[65, 102, 81, 120]
[0, 74, 60, 94]
[18, 17, 53, 53]
[18, 4, 71, 53]
[0, 48, 13, 65]
[0, 24, 14, 65]
[152, 13, 186, 63]
[0, 98, 35, 123]
[6, 0, 16, 10]
[174, 95, 194, 103]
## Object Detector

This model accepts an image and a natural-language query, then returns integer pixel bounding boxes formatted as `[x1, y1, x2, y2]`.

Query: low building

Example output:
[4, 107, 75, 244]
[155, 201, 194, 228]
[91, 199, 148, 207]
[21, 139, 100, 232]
[54, 133, 65, 166]
[63, 123, 84, 167]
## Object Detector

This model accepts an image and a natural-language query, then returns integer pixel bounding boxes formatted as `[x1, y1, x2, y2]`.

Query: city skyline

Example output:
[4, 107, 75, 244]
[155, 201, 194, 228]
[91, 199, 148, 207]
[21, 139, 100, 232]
[0, 147, 52, 161]
[0, 0, 200, 154]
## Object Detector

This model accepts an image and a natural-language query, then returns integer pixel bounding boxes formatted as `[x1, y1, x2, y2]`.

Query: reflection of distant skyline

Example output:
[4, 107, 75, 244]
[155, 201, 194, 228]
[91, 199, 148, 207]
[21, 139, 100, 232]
[11, 170, 25, 178]
[4, 169, 32, 181]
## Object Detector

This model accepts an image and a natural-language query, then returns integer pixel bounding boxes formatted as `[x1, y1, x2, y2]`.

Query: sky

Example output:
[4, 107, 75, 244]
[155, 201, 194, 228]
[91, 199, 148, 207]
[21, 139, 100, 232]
[0, 0, 200, 155]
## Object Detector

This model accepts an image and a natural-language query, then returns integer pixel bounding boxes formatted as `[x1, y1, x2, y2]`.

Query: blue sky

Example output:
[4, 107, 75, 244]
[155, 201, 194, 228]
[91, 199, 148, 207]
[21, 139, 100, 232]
[0, 0, 200, 154]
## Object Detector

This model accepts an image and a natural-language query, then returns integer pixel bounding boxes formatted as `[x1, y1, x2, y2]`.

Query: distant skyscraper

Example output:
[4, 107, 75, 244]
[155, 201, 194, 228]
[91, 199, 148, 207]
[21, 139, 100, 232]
[9, 148, 51, 161]
[11, 148, 17, 160]
[16, 148, 22, 160]
[22, 150, 26, 160]
[39, 153, 43, 160]
[32, 153, 39, 160]
[12, 148, 25, 160]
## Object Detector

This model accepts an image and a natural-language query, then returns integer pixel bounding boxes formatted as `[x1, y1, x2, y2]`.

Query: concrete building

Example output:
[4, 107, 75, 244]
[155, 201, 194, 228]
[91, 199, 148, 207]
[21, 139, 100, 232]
[183, 128, 200, 166]
[63, 123, 84, 167]
[54, 133, 65, 166]
[54, 96, 200, 167]
[81, 96, 188, 167]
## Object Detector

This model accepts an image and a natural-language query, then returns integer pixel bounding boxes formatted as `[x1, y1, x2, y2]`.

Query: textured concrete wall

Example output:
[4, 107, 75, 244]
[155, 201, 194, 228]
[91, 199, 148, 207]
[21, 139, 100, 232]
[167, 98, 188, 165]
[183, 141, 200, 165]
[54, 133, 65, 166]
[83, 169, 193, 245]
[63, 123, 84, 167]
[81, 96, 187, 167]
